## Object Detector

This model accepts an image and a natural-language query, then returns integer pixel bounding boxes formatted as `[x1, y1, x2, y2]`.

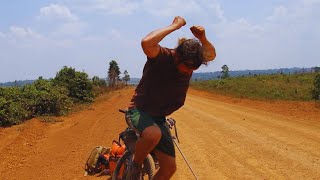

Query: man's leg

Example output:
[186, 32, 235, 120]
[133, 125, 162, 164]
[128, 126, 161, 180]
[153, 149, 177, 180]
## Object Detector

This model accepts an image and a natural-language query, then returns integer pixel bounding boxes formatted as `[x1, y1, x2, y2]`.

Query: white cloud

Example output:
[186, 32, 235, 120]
[212, 18, 264, 41]
[0, 27, 44, 49]
[142, 0, 224, 20]
[86, 0, 139, 15]
[0, 26, 76, 49]
[210, 0, 319, 41]
[266, 6, 288, 22]
[143, 0, 202, 17]
[204, 0, 320, 72]
[39, 4, 78, 21]
[69, 0, 224, 20]
[37, 4, 87, 37]
[206, 2, 226, 22]
[9, 26, 43, 39]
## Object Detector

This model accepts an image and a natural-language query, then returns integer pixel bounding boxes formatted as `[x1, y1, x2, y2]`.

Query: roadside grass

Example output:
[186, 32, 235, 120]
[191, 73, 317, 101]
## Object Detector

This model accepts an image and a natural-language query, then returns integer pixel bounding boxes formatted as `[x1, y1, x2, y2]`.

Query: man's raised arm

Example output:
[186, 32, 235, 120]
[141, 16, 186, 58]
[190, 25, 216, 62]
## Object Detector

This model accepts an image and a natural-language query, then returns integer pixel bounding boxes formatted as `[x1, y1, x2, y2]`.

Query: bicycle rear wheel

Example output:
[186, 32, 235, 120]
[112, 151, 155, 180]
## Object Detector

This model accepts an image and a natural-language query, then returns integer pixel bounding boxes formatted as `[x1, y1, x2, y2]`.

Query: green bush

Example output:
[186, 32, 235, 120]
[0, 97, 29, 126]
[53, 66, 94, 103]
[0, 86, 23, 102]
[92, 76, 107, 87]
[0, 87, 29, 126]
[22, 79, 72, 116]
[0, 78, 73, 127]
[0, 66, 113, 127]
[312, 74, 320, 100]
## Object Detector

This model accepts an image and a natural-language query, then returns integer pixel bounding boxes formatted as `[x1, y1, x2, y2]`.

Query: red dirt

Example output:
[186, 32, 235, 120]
[0, 87, 319, 179]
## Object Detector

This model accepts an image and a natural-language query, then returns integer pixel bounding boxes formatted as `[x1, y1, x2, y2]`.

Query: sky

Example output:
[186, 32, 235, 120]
[0, 0, 319, 82]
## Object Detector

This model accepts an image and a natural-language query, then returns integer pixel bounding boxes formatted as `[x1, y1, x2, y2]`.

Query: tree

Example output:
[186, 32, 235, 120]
[53, 66, 94, 102]
[92, 76, 106, 86]
[221, 64, 229, 79]
[122, 70, 130, 85]
[108, 60, 121, 87]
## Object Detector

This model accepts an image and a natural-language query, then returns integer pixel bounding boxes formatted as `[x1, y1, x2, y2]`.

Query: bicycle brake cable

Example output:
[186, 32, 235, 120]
[173, 123, 180, 143]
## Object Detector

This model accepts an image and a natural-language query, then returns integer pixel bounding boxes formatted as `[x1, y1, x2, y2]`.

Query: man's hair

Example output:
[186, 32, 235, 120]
[176, 38, 205, 69]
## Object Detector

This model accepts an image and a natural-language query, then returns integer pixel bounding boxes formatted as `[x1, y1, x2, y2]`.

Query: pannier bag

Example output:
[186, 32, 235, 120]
[84, 146, 110, 176]
[109, 141, 126, 177]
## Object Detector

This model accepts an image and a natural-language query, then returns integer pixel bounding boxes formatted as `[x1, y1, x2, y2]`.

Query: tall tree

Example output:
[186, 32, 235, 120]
[108, 60, 121, 87]
[221, 64, 230, 79]
[122, 70, 130, 85]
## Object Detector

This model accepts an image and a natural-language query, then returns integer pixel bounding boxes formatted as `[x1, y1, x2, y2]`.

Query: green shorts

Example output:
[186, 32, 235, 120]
[125, 108, 175, 157]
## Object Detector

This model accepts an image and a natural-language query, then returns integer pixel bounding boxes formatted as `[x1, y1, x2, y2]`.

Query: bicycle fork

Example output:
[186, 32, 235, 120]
[125, 157, 133, 180]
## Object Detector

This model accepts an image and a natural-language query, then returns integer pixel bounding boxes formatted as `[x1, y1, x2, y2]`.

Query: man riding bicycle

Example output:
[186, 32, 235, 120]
[126, 16, 216, 180]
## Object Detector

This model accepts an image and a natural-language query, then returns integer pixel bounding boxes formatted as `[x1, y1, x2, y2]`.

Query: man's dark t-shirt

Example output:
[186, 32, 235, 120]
[130, 47, 192, 116]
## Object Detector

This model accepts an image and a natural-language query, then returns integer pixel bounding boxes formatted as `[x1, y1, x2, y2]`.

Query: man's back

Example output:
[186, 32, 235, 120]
[131, 46, 192, 116]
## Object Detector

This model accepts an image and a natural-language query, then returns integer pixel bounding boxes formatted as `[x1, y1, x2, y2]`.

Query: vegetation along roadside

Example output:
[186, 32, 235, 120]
[0, 60, 130, 127]
[191, 66, 320, 101]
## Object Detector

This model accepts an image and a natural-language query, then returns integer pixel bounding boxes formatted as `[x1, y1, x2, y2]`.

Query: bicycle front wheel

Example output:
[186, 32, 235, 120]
[112, 151, 155, 180]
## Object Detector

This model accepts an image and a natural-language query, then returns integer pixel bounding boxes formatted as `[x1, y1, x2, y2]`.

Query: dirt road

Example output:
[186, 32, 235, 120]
[1, 87, 319, 179]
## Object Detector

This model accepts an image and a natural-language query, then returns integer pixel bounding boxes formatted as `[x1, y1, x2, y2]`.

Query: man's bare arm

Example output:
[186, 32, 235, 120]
[190, 26, 216, 62]
[141, 16, 186, 58]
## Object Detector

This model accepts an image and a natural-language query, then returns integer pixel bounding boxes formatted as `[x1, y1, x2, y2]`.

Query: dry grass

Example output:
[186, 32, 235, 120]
[191, 73, 318, 101]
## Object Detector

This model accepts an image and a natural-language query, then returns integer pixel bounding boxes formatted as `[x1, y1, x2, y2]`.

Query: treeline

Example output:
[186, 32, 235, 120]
[0, 80, 35, 87]
[0, 61, 130, 127]
[192, 66, 320, 81]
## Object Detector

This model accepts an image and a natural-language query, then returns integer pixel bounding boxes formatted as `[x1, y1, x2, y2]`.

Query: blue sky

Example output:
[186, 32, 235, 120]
[0, 0, 319, 82]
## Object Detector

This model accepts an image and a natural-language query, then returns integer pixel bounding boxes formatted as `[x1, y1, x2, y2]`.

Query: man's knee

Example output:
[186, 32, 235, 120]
[141, 126, 162, 146]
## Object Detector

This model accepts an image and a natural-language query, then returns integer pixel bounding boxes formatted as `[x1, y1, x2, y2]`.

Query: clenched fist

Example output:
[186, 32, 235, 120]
[172, 16, 186, 30]
[190, 26, 206, 41]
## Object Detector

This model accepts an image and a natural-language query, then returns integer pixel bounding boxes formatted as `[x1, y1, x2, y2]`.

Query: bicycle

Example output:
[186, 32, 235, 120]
[111, 109, 180, 180]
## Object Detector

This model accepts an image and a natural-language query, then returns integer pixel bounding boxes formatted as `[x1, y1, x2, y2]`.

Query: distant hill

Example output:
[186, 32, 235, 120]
[128, 78, 141, 85]
[0, 80, 34, 87]
[192, 67, 314, 81]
